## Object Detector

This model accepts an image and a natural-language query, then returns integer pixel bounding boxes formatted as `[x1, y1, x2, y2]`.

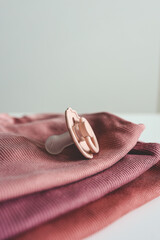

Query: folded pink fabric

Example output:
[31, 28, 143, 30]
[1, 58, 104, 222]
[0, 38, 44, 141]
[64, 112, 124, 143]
[17, 155, 160, 240]
[0, 142, 160, 240]
[0, 112, 144, 201]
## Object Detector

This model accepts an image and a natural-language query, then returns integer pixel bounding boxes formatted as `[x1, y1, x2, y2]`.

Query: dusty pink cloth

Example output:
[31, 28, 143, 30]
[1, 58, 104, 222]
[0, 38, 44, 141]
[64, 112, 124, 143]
[0, 142, 160, 240]
[17, 153, 160, 240]
[0, 112, 144, 201]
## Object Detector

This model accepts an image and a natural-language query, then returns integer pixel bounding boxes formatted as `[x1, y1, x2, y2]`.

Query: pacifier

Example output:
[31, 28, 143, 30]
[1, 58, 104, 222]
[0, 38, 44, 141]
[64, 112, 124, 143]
[45, 107, 99, 159]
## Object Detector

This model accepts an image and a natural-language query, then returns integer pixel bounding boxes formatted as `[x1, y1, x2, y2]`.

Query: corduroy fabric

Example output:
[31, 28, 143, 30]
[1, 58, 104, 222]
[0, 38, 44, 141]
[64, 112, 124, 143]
[0, 142, 160, 240]
[15, 147, 160, 240]
[0, 112, 144, 201]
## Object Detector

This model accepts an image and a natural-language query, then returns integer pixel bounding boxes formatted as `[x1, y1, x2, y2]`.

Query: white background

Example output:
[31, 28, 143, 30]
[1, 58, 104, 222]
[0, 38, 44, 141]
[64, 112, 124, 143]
[0, 0, 160, 113]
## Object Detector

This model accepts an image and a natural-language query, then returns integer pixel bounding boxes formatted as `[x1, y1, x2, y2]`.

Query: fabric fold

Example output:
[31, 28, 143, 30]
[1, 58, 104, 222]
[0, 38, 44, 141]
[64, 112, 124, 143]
[0, 112, 144, 201]
[17, 156, 160, 240]
[0, 142, 160, 240]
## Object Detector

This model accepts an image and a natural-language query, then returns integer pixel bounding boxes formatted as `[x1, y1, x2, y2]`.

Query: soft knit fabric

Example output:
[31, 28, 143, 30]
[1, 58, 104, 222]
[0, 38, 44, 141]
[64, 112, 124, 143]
[0, 142, 160, 240]
[0, 112, 144, 201]
[16, 158, 160, 240]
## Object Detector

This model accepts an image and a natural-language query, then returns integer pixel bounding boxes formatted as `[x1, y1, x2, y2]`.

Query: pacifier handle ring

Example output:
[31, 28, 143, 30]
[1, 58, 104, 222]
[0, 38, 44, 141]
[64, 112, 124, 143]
[85, 135, 99, 154]
[79, 117, 99, 154]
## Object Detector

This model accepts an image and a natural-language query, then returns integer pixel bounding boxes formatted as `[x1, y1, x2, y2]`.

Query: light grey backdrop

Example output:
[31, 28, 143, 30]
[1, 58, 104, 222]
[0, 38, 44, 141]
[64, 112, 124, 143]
[0, 0, 160, 113]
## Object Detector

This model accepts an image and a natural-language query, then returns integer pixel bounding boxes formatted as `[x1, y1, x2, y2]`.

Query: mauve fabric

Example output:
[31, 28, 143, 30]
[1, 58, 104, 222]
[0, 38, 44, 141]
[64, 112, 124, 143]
[16, 156, 160, 240]
[0, 142, 160, 240]
[0, 112, 144, 201]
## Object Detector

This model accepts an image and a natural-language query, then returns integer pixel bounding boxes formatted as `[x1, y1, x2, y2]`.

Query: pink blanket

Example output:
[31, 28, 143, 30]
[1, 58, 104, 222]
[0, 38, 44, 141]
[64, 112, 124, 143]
[0, 142, 159, 240]
[1, 112, 157, 240]
[0, 112, 144, 201]
[17, 153, 160, 240]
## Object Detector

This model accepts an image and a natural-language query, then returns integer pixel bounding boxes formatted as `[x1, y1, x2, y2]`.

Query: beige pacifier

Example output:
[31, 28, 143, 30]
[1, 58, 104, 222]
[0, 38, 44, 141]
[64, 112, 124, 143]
[45, 107, 99, 159]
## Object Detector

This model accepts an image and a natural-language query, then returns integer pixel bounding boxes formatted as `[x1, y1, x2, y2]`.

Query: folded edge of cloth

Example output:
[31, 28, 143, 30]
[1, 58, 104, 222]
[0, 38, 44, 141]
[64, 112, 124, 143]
[15, 144, 160, 240]
[0, 142, 160, 240]
[0, 112, 144, 201]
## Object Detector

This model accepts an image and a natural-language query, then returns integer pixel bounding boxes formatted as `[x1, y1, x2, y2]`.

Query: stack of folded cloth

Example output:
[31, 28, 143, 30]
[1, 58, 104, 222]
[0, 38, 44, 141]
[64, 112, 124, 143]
[0, 111, 160, 240]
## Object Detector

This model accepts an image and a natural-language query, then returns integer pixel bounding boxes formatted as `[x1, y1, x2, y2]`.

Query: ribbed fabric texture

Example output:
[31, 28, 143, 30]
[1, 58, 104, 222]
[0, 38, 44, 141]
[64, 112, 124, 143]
[17, 154, 160, 240]
[0, 112, 144, 201]
[0, 142, 159, 240]
[1, 112, 159, 240]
